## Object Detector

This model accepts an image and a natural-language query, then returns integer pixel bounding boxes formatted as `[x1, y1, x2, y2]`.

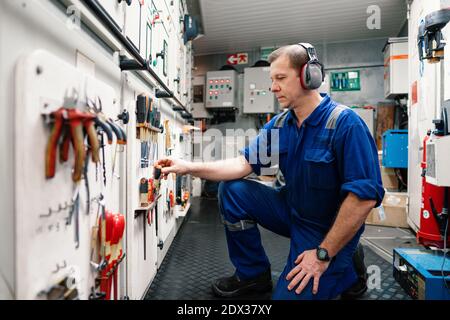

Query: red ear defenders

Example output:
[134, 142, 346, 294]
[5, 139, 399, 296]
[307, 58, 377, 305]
[297, 43, 324, 90]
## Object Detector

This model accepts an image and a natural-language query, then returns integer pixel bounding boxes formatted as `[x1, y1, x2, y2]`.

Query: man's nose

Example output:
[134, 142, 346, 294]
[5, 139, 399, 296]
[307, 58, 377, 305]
[271, 82, 280, 92]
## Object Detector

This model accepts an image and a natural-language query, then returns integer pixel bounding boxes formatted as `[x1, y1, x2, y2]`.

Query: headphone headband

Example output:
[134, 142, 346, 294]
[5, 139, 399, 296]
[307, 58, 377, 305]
[297, 43, 319, 62]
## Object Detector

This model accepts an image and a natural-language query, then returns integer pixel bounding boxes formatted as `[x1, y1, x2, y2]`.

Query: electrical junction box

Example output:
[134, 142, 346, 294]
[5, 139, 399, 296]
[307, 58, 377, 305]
[191, 75, 212, 118]
[205, 70, 238, 108]
[393, 248, 450, 300]
[426, 135, 450, 186]
[243, 66, 277, 114]
[382, 130, 408, 168]
[383, 37, 408, 99]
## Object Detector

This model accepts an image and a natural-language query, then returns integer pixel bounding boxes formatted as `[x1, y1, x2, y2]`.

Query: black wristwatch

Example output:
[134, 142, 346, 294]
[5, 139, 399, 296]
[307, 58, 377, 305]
[316, 246, 331, 262]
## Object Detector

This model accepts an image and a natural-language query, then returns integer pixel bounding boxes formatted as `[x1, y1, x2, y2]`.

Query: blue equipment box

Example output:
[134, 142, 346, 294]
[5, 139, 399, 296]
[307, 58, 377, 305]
[382, 129, 408, 168]
[393, 248, 450, 300]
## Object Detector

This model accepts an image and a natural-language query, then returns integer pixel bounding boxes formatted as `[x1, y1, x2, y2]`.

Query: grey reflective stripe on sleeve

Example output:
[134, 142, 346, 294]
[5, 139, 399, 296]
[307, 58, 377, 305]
[221, 216, 257, 231]
[325, 105, 349, 129]
[274, 109, 290, 128]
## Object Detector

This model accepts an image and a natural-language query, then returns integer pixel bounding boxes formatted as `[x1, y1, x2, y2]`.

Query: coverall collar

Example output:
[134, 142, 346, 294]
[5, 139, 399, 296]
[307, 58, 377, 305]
[287, 93, 331, 127]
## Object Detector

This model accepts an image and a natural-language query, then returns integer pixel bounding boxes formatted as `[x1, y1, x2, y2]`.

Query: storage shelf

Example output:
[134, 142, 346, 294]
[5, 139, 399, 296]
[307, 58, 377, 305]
[134, 194, 162, 218]
[174, 202, 191, 218]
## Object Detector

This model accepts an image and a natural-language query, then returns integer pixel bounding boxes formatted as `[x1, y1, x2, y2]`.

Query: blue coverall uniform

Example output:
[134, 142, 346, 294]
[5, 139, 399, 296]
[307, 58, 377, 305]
[218, 94, 384, 300]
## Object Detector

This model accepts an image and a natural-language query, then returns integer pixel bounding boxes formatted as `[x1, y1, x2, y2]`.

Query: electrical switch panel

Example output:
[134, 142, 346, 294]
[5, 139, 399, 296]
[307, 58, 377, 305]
[243, 67, 277, 114]
[205, 70, 238, 108]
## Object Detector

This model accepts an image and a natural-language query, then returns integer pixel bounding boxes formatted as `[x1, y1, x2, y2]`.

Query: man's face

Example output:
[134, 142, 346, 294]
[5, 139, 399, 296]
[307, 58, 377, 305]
[270, 54, 304, 109]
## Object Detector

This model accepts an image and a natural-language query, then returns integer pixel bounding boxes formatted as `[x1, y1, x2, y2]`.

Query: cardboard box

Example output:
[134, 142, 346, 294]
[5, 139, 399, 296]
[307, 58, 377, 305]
[378, 150, 399, 191]
[366, 192, 409, 228]
[381, 166, 399, 190]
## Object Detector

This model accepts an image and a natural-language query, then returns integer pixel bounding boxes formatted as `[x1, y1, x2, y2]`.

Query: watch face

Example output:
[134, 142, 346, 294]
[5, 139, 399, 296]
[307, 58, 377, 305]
[318, 249, 327, 260]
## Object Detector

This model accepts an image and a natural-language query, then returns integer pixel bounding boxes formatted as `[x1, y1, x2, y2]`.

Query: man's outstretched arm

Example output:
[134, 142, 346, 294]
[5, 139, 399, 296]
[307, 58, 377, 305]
[156, 155, 253, 181]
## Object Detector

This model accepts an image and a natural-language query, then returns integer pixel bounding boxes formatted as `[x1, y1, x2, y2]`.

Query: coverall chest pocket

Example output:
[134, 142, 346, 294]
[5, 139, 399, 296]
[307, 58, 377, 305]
[304, 148, 339, 190]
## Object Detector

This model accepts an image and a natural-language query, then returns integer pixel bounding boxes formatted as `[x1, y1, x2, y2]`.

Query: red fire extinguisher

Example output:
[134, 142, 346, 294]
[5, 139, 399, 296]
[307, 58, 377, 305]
[417, 131, 450, 248]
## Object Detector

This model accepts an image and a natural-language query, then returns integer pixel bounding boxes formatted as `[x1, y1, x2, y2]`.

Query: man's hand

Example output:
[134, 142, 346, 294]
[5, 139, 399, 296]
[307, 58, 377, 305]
[286, 249, 330, 295]
[156, 158, 191, 178]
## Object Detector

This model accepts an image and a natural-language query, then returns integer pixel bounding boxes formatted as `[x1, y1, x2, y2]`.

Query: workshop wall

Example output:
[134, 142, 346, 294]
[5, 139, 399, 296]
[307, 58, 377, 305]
[0, 0, 194, 300]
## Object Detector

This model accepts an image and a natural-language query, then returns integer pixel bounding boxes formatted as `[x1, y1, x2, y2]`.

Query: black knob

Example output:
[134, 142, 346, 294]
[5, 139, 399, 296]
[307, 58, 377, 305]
[156, 50, 165, 59]
[118, 109, 130, 124]
[118, 0, 132, 6]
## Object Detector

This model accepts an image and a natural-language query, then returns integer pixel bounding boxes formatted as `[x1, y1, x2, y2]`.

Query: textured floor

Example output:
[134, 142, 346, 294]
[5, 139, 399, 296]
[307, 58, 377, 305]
[144, 197, 411, 300]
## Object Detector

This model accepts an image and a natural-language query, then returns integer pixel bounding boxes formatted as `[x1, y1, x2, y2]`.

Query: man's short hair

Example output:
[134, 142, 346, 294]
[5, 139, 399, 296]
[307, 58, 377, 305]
[267, 45, 309, 72]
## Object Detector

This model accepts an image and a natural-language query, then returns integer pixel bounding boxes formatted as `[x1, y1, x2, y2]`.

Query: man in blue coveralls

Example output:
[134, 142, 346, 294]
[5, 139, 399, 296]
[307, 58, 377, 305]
[156, 43, 384, 300]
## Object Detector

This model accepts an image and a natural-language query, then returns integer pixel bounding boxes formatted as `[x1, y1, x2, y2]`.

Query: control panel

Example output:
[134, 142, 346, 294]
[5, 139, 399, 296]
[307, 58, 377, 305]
[243, 66, 277, 114]
[205, 70, 238, 108]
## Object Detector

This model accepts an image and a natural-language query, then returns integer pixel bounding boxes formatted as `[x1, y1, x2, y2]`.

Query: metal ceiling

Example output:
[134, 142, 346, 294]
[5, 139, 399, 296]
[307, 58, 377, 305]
[193, 0, 407, 56]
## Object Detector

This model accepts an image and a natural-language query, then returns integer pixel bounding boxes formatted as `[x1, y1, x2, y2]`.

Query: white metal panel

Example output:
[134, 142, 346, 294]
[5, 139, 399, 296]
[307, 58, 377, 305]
[124, 1, 143, 54]
[142, 2, 154, 61]
[121, 75, 158, 300]
[407, 0, 441, 231]
[195, 0, 407, 55]
[98, 0, 125, 30]
[152, 0, 170, 85]
[191, 75, 211, 118]
[425, 135, 450, 186]
[2, 0, 193, 299]
[384, 39, 409, 98]
[184, 43, 194, 107]
[243, 66, 276, 114]
[14, 50, 122, 299]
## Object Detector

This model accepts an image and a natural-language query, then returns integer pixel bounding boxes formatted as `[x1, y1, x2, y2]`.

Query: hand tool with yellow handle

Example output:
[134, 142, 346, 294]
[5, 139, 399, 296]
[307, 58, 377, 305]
[164, 119, 172, 156]
[98, 209, 114, 300]
[45, 107, 66, 179]
[66, 109, 87, 182]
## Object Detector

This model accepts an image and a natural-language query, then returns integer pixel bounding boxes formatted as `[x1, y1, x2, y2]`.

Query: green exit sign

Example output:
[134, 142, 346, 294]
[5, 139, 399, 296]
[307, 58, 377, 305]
[330, 71, 361, 91]
[260, 47, 277, 61]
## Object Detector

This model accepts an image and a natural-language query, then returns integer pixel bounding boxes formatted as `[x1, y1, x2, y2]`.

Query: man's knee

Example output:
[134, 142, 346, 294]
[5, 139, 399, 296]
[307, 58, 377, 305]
[218, 179, 251, 202]
[218, 180, 255, 222]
